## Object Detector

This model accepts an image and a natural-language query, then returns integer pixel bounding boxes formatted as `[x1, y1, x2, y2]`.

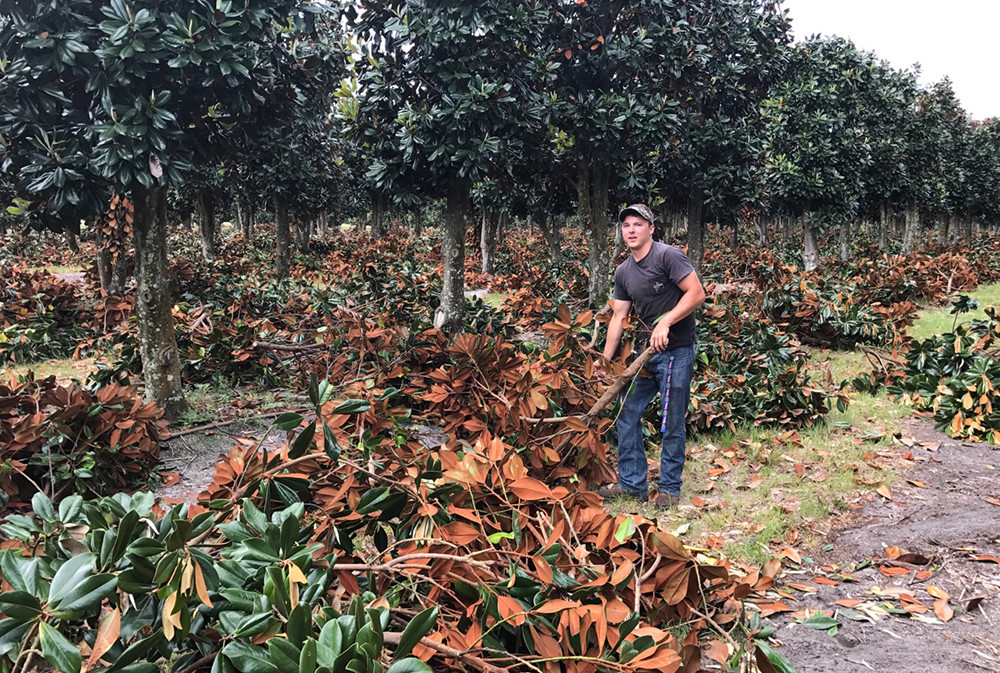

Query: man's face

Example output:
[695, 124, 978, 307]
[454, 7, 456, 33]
[621, 215, 654, 251]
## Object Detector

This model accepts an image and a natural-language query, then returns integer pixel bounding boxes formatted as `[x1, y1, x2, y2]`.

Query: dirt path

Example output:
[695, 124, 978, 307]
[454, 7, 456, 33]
[771, 418, 1000, 672]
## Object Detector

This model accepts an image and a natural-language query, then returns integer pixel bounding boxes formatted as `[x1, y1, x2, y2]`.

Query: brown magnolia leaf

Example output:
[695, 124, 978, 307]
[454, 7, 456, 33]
[610, 559, 634, 586]
[915, 570, 933, 580]
[86, 608, 121, 671]
[786, 582, 817, 593]
[835, 598, 862, 608]
[885, 546, 902, 559]
[933, 598, 954, 622]
[879, 567, 911, 576]
[534, 556, 553, 585]
[535, 599, 580, 614]
[496, 595, 525, 626]
[813, 577, 839, 586]
[906, 479, 931, 488]
[705, 640, 729, 665]
[985, 496, 1000, 507]
[779, 547, 802, 564]
[509, 477, 553, 501]
[662, 567, 691, 605]
[690, 496, 707, 507]
[971, 555, 1000, 564]
[926, 586, 950, 601]
[440, 522, 480, 545]
[875, 483, 893, 500]
[193, 561, 213, 608]
[756, 601, 791, 617]
[158, 471, 181, 487]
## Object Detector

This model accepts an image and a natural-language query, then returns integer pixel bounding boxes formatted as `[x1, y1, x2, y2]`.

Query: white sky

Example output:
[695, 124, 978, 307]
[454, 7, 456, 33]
[783, 0, 1000, 120]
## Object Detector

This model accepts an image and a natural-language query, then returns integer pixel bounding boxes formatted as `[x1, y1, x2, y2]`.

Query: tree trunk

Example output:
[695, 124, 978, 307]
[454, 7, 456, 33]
[578, 159, 612, 306]
[754, 217, 767, 247]
[538, 213, 562, 264]
[131, 184, 185, 419]
[199, 192, 216, 262]
[686, 185, 705, 272]
[413, 208, 422, 238]
[296, 218, 310, 254]
[371, 194, 386, 238]
[238, 201, 252, 239]
[782, 216, 791, 242]
[96, 220, 112, 292]
[435, 180, 469, 334]
[481, 210, 499, 275]
[66, 228, 79, 253]
[879, 200, 890, 251]
[803, 219, 819, 272]
[839, 220, 851, 261]
[275, 194, 291, 278]
[937, 213, 949, 246]
[902, 197, 919, 255]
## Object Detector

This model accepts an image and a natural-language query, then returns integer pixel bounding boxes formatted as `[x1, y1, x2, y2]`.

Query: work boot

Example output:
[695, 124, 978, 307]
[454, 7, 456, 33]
[654, 493, 679, 509]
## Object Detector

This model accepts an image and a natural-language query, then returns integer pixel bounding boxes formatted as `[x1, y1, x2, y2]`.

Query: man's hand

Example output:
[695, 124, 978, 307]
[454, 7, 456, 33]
[650, 319, 671, 352]
[594, 356, 610, 379]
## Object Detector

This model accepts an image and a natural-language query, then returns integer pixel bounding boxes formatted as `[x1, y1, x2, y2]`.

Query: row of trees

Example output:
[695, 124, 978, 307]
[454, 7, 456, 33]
[1, 0, 998, 412]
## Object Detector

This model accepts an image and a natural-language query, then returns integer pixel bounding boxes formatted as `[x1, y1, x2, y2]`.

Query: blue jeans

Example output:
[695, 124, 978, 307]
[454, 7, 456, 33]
[616, 344, 696, 498]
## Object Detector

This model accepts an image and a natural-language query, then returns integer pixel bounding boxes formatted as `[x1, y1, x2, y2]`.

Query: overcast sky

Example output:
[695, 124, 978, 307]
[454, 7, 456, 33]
[783, 0, 999, 120]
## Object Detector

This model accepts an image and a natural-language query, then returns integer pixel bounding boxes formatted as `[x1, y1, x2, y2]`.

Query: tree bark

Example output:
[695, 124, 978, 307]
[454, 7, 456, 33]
[782, 216, 791, 242]
[578, 159, 612, 306]
[481, 210, 499, 275]
[686, 185, 705, 272]
[879, 200, 890, 251]
[754, 217, 767, 247]
[96, 220, 113, 292]
[199, 192, 216, 262]
[275, 194, 291, 278]
[435, 180, 469, 334]
[66, 228, 79, 253]
[902, 197, 919, 255]
[803, 219, 819, 272]
[371, 193, 386, 238]
[296, 217, 310, 254]
[537, 213, 562, 264]
[839, 220, 851, 261]
[413, 208, 422, 238]
[937, 213, 950, 246]
[131, 184, 185, 419]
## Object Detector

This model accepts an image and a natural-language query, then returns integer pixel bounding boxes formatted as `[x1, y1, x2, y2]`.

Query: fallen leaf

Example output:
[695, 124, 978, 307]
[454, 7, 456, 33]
[971, 555, 1000, 564]
[690, 496, 707, 507]
[906, 479, 930, 488]
[706, 640, 730, 665]
[835, 598, 862, 608]
[986, 497, 1000, 507]
[879, 566, 911, 577]
[813, 577, 839, 586]
[875, 484, 892, 500]
[915, 570, 933, 580]
[926, 586, 950, 601]
[779, 547, 802, 564]
[787, 582, 818, 593]
[933, 598, 953, 622]
[160, 471, 180, 487]
[885, 546, 902, 559]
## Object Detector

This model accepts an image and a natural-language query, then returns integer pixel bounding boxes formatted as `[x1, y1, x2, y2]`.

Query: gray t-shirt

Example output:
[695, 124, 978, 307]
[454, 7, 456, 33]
[613, 242, 697, 349]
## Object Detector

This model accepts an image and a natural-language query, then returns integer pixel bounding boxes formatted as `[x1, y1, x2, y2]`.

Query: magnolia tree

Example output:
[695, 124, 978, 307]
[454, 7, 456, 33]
[350, 1, 555, 333]
[0, 0, 335, 415]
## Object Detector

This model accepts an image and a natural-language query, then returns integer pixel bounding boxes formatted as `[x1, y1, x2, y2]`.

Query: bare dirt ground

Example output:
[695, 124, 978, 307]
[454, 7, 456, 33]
[771, 418, 1000, 673]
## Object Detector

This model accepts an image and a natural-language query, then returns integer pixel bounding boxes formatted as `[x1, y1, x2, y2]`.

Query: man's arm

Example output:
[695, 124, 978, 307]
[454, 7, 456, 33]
[648, 271, 707, 352]
[603, 299, 632, 362]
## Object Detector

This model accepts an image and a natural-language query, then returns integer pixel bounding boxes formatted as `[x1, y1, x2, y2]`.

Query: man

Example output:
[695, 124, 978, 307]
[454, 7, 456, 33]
[598, 204, 706, 508]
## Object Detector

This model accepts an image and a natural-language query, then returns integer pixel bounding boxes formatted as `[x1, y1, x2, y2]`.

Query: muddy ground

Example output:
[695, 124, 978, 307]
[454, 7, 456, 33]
[772, 418, 1000, 673]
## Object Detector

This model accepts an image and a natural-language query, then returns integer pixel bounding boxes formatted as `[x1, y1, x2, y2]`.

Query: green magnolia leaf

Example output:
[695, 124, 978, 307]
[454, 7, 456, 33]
[354, 487, 390, 515]
[613, 517, 636, 543]
[0, 592, 42, 622]
[330, 399, 371, 415]
[289, 421, 316, 459]
[393, 606, 437, 660]
[232, 612, 274, 639]
[756, 642, 795, 673]
[275, 413, 305, 431]
[49, 553, 96, 605]
[223, 641, 278, 673]
[32, 492, 56, 521]
[50, 574, 117, 617]
[385, 659, 432, 673]
[40, 621, 83, 673]
[799, 615, 840, 635]
[298, 638, 317, 673]
[317, 619, 343, 669]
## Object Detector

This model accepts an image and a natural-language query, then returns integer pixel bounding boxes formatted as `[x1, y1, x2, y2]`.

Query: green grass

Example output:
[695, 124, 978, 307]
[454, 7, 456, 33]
[1, 356, 97, 384]
[481, 292, 507, 309]
[27, 265, 86, 274]
[909, 281, 1000, 342]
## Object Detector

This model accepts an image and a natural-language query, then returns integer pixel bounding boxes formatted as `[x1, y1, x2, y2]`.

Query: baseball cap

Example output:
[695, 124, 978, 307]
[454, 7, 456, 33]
[618, 203, 654, 225]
